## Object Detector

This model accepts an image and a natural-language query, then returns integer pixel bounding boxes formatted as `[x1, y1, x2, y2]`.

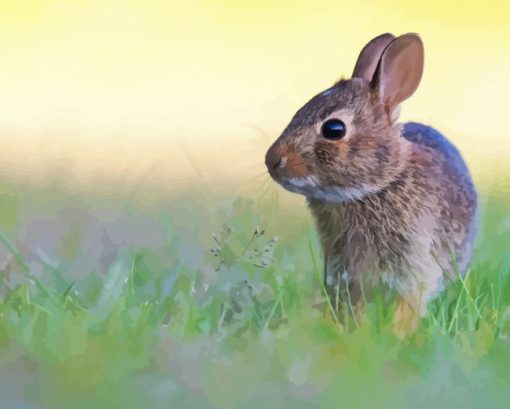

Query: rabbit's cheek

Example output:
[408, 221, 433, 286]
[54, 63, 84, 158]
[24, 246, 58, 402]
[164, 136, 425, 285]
[314, 141, 339, 165]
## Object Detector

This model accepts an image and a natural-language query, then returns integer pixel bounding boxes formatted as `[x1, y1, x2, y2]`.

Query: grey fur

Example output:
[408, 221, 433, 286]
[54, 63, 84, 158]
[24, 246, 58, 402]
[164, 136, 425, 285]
[265, 34, 478, 312]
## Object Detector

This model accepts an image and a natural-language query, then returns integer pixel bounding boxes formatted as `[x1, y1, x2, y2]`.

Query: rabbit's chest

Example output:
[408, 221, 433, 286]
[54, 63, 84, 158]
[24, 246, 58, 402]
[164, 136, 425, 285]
[328, 214, 412, 275]
[309, 197, 436, 285]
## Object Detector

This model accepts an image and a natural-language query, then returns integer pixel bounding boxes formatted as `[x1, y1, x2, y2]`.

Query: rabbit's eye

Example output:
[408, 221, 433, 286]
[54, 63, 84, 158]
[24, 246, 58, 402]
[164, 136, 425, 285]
[321, 119, 346, 140]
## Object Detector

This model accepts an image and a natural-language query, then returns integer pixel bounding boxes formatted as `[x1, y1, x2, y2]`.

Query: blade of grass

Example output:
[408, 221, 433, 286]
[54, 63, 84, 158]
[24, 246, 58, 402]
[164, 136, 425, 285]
[0, 231, 29, 273]
[307, 237, 341, 327]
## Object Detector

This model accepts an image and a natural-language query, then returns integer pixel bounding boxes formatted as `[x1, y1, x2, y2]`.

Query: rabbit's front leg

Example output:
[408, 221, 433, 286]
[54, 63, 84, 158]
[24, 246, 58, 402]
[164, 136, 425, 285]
[393, 295, 421, 338]
[393, 283, 433, 338]
[324, 257, 362, 311]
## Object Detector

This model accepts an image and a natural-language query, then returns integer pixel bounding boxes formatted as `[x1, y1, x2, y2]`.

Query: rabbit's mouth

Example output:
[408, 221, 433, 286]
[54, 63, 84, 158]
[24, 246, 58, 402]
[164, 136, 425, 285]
[280, 176, 380, 203]
[280, 175, 320, 196]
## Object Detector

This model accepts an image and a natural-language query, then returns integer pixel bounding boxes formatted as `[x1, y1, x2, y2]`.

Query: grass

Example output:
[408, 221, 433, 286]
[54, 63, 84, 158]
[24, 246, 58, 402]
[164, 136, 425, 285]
[0, 184, 509, 409]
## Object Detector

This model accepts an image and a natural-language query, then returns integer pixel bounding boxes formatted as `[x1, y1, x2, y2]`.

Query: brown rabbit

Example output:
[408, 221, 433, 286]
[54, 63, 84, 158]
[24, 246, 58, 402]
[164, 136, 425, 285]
[265, 33, 478, 332]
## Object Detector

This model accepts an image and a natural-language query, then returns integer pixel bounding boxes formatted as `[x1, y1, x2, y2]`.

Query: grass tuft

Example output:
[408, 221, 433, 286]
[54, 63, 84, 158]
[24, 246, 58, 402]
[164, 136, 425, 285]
[0, 191, 508, 408]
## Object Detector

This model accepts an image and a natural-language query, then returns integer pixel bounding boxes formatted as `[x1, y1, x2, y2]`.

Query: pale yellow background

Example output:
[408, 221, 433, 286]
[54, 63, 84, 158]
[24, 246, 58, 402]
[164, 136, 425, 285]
[0, 0, 508, 196]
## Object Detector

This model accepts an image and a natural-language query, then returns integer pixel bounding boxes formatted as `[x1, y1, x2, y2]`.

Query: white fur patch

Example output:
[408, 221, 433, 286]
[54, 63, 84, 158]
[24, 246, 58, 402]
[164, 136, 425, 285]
[286, 175, 320, 188]
[313, 186, 367, 203]
[280, 176, 381, 203]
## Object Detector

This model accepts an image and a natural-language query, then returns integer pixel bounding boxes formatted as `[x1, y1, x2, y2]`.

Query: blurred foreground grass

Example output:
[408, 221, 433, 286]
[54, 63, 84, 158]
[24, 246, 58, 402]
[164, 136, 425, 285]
[0, 181, 509, 409]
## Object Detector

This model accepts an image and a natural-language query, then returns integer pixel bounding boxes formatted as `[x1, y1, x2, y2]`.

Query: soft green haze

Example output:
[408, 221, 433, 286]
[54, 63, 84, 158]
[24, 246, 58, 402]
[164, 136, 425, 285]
[0, 181, 509, 409]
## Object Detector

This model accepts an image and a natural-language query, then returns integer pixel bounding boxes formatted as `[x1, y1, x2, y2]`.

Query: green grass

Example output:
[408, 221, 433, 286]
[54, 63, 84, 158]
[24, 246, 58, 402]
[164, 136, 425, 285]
[0, 185, 509, 409]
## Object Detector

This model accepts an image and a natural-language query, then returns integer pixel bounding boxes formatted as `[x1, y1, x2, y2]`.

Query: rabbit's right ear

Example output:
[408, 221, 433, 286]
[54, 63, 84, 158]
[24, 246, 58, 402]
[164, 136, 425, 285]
[371, 33, 424, 113]
[352, 33, 396, 81]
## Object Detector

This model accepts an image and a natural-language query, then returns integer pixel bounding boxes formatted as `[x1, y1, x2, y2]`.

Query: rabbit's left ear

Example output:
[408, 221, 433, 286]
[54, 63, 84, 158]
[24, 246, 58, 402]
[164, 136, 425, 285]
[352, 33, 395, 81]
[372, 33, 424, 112]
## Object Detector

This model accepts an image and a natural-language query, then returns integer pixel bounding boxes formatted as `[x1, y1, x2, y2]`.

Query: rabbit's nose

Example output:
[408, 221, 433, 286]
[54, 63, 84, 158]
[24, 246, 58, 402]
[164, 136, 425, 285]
[271, 158, 282, 170]
[265, 146, 287, 175]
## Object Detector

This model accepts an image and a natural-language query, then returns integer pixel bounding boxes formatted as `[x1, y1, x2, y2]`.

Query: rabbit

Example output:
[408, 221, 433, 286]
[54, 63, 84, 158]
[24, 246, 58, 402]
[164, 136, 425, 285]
[265, 33, 478, 333]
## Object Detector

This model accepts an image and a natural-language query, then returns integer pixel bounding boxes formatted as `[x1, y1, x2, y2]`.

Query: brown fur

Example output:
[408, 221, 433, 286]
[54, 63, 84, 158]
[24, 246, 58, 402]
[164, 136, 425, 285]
[265, 33, 478, 317]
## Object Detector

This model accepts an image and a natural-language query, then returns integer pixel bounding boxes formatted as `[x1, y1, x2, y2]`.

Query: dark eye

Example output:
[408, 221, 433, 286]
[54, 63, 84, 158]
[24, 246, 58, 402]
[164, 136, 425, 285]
[321, 119, 346, 140]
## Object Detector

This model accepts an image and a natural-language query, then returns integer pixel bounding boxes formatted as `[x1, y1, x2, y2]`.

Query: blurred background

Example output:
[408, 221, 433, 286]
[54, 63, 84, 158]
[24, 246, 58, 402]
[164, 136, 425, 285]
[0, 0, 509, 201]
[1, 2, 510, 408]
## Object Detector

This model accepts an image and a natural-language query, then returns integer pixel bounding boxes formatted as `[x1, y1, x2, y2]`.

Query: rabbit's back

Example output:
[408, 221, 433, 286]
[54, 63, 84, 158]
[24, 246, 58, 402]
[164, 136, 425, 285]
[403, 122, 469, 178]
[403, 122, 478, 275]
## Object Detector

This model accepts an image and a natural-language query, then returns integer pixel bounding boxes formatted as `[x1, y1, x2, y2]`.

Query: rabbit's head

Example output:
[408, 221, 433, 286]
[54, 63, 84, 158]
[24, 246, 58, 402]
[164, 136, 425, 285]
[265, 33, 424, 202]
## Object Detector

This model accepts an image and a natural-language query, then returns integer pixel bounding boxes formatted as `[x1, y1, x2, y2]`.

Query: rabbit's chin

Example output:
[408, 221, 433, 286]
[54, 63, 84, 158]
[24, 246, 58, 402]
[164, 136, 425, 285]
[280, 176, 382, 204]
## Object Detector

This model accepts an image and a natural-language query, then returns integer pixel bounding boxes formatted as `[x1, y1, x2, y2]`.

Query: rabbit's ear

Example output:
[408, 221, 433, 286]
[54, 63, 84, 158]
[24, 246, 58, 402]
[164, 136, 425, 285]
[372, 33, 424, 111]
[352, 33, 396, 81]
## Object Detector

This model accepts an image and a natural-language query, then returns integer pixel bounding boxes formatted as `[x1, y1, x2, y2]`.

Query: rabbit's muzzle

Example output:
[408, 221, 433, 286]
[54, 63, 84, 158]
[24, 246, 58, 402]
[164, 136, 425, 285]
[265, 144, 308, 181]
